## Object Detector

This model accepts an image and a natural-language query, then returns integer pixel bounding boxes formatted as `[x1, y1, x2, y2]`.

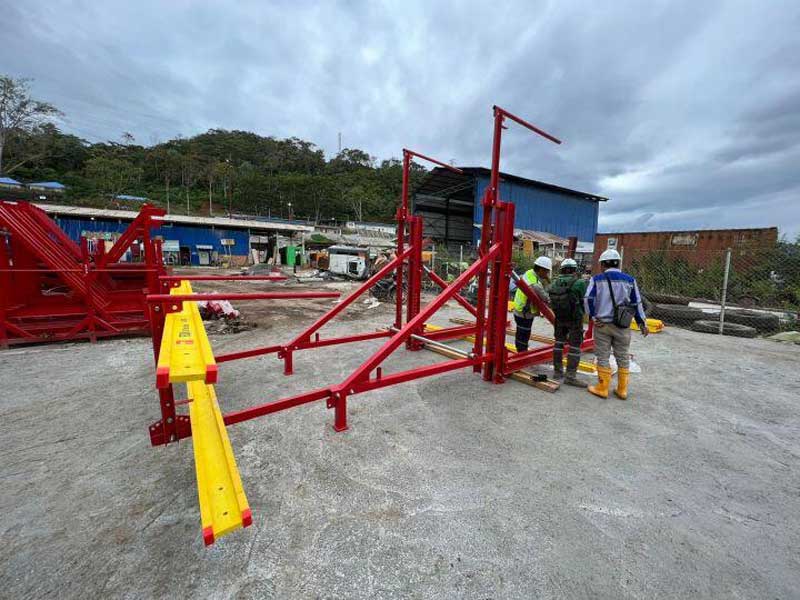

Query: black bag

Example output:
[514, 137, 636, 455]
[550, 275, 580, 322]
[605, 274, 635, 328]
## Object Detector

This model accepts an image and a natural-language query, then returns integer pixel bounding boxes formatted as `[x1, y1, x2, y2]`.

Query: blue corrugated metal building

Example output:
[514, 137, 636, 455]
[414, 167, 607, 246]
[52, 216, 251, 263]
[37, 204, 313, 266]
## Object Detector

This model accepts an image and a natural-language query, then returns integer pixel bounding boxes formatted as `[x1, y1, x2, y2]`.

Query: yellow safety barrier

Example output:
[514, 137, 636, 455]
[632, 317, 664, 333]
[188, 380, 251, 545]
[156, 280, 218, 388]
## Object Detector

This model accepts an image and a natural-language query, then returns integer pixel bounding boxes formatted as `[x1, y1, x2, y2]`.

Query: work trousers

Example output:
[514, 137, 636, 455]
[514, 314, 535, 352]
[593, 321, 631, 369]
[553, 320, 584, 373]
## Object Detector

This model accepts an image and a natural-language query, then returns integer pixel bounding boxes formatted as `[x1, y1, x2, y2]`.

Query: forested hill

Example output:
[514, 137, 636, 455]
[4, 127, 430, 222]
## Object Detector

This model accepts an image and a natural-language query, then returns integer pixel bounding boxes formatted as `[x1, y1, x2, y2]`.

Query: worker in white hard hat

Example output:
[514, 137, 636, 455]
[548, 258, 589, 387]
[584, 248, 649, 400]
[512, 255, 552, 353]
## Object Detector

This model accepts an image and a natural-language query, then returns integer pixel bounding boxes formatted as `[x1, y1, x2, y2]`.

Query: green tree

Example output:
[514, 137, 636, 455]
[0, 75, 63, 175]
[84, 156, 142, 203]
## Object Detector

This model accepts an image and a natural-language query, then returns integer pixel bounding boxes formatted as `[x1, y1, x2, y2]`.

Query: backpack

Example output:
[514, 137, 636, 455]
[549, 275, 581, 322]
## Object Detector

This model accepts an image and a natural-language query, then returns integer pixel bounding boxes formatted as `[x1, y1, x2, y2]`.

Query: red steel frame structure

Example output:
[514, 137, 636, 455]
[0, 200, 291, 349]
[0, 201, 169, 347]
[147, 105, 594, 446]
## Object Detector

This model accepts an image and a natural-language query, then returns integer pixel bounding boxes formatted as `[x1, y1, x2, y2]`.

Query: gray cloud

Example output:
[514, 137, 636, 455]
[2, 0, 799, 237]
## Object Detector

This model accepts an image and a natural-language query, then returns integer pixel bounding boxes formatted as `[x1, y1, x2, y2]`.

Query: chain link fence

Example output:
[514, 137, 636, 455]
[624, 241, 800, 337]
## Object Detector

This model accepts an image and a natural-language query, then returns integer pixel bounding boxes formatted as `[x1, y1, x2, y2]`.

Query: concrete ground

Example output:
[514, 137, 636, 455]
[1, 287, 799, 599]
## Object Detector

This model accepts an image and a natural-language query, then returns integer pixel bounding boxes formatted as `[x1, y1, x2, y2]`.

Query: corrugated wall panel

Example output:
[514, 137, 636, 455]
[472, 176, 599, 244]
[51, 216, 251, 265]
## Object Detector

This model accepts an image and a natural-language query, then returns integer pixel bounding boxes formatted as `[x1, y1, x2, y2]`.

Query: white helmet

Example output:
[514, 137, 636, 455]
[533, 256, 552, 271]
[599, 248, 621, 263]
[560, 258, 578, 270]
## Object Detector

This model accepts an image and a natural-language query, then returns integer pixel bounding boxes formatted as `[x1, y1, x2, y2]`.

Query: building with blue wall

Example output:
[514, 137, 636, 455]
[37, 203, 313, 266]
[414, 167, 607, 247]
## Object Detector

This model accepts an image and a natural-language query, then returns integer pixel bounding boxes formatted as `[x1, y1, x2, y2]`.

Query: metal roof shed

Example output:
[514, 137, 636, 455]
[414, 167, 607, 247]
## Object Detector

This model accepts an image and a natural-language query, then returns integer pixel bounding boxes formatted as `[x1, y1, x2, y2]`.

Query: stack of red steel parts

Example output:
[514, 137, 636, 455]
[0, 201, 169, 347]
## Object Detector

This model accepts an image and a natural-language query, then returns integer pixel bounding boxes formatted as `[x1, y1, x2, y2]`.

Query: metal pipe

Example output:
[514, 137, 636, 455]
[719, 248, 732, 335]
[389, 326, 474, 358]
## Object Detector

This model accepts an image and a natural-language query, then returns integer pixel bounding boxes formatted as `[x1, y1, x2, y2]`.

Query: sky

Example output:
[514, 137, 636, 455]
[2, 0, 799, 237]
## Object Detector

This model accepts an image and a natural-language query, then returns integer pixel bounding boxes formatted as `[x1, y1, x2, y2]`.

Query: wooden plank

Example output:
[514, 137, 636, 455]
[508, 370, 560, 393]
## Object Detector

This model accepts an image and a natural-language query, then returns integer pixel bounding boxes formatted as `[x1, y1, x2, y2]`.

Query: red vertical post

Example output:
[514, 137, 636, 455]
[395, 150, 410, 329]
[405, 216, 424, 350]
[473, 108, 505, 370]
[0, 234, 9, 348]
[567, 236, 578, 259]
[142, 218, 159, 295]
[147, 301, 177, 444]
[80, 237, 97, 343]
[333, 392, 348, 432]
[490, 201, 515, 383]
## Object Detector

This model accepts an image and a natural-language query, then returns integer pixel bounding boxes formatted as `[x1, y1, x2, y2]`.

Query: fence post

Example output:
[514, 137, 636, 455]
[719, 248, 732, 335]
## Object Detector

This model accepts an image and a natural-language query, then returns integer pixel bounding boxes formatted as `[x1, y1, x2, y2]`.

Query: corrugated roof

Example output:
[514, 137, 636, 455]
[513, 229, 569, 245]
[416, 167, 608, 202]
[0, 177, 22, 186]
[35, 203, 314, 233]
[29, 181, 66, 189]
[114, 194, 148, 202]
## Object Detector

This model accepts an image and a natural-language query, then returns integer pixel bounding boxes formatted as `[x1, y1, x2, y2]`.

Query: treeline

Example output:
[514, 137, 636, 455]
[5, 126, 429, 221]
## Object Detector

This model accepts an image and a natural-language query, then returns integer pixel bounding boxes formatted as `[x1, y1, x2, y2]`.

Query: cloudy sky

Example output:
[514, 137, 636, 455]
[3, 0, 799, 237]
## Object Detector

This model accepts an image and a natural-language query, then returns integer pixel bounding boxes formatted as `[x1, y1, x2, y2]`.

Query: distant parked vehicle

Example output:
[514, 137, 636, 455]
[327, 245, 370, 279]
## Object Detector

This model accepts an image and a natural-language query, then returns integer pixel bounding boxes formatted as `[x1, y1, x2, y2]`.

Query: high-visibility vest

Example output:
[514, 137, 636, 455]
[513, 269, 540, 316]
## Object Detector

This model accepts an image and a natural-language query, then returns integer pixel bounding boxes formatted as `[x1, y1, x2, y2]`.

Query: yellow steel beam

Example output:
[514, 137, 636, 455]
[188, 380, 251, 545]
[156, 280, 217, 388]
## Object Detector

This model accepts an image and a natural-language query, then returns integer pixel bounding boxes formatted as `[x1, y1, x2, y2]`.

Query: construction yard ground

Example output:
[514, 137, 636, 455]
[1, 278, 799, 599]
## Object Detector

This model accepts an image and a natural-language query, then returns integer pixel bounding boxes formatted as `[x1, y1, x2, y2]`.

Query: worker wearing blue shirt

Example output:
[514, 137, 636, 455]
[584, 249, 649, 400]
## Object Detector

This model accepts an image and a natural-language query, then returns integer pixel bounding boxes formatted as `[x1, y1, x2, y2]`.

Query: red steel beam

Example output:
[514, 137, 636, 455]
[493, 105, 562, 145]
[283, 247, 412, 351]
[295, 330, 392, 350]
[512, 271, 556, 324]
[146, 291, 340, 303]
[223, 386, 333, 426]
[334, 243, 501, 397]
[352, 355, 489, 394]
[215, 344, 283, 363]
[159, 275, 287, 283]
[423, 265, 478, 318]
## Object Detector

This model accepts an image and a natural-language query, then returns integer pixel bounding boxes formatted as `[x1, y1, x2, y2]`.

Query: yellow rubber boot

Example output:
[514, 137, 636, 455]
[588, 366, 612, 399]
[615, 367, 629, 400]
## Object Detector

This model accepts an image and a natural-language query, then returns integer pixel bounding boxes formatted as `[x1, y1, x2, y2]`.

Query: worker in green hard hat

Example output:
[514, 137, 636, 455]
[548, 258, 588, 387]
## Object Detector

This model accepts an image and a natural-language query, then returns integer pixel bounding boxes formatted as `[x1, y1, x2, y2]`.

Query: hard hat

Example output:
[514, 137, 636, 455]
[560, 258, 578, 269]
[599, 248, 621, 263]
[533, 256, 552, 271]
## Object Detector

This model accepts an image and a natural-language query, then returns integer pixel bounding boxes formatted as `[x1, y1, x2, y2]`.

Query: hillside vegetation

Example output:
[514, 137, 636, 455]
[5, 126, 428, 221]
